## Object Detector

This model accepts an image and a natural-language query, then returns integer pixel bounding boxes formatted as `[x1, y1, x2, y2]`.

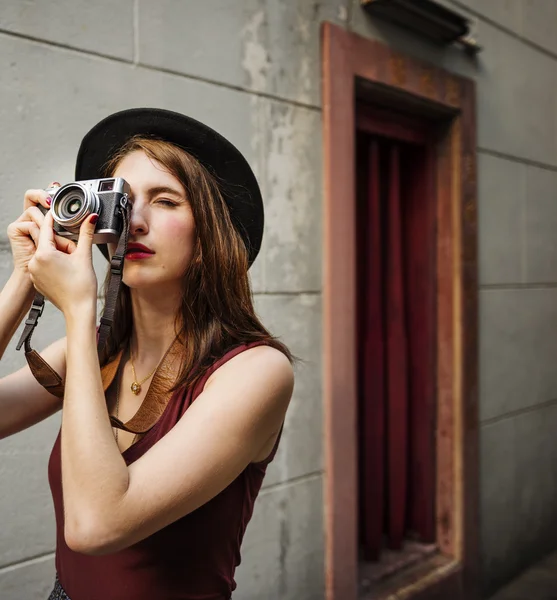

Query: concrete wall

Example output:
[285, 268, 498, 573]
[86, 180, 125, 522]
[1, 1, 556, 599]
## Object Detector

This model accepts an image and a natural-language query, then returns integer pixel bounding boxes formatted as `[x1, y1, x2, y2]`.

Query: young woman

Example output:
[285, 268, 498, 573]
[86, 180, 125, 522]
[0, 108, 294, 600]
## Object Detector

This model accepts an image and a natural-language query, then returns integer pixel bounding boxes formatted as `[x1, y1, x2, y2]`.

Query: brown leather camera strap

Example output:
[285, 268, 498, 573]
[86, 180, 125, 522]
[97, 195, 132, 361]
[104, 337, 182, 434]
[20, 336, 181, 435]
[25, 340, 65, 398]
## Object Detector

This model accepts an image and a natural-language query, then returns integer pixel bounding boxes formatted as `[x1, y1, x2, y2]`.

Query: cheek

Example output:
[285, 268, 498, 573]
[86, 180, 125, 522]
[160, 217, 195, 262]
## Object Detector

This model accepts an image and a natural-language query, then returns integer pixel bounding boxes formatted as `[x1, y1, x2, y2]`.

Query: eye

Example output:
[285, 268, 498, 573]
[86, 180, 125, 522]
[156, 198, 178, 207]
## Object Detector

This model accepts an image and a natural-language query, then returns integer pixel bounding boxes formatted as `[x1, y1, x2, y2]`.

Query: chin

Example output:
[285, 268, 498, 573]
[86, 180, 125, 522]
[122, 269, 184, 291]
[123, 274, 163, 290]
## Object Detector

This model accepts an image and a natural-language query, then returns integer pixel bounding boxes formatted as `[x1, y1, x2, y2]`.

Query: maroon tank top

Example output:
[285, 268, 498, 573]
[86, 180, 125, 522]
[48, 342, 282, 600]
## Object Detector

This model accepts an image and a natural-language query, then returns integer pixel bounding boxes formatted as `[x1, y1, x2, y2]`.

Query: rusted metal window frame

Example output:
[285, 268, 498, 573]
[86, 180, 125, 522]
[322, 22, 478, 600]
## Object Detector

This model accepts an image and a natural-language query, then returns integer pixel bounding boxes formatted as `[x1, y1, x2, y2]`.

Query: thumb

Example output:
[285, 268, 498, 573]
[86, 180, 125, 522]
[77, 213, 98, 256]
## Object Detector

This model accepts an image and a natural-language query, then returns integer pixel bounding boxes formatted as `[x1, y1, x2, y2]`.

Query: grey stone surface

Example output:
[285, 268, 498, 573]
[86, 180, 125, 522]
[524, 165, 557, 283]
[475, 21, 557, 165]
[0, 417, 59, 567]
[138, 0, 258, 90]
[521, 0, 557, 56]
[489, 551, 557, 600]
[479, 288, 557, 422]
[0, 0, 134, 60]
[0, 33, 262, 240]
[138, 0, 347, 106]
[477, 152, 525, 285]
[254, 293, 322, 487]
[234, 475, 325, 600]
[247, 95, 267, 294]
[481, 403, 557, 598]
[0, 555, 56, 600]
[480, 417, 519, 597]
[446, 0, 522, 35]
[514, 403, 557, 571]
[261, 100, 322, 293]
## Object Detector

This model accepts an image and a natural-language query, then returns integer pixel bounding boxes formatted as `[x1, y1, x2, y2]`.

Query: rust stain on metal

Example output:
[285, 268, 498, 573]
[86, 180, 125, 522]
[420, 67, 436, 98]
[390, 55, 407, 86]
[445, 77, 460, 106]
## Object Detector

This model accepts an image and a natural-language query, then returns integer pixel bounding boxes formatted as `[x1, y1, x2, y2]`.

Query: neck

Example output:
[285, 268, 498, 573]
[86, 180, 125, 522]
[128, 284, 183, 363]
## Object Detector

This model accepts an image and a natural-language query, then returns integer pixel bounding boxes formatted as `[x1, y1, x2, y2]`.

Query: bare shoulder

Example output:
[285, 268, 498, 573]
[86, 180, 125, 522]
[205, 345, 294, 404]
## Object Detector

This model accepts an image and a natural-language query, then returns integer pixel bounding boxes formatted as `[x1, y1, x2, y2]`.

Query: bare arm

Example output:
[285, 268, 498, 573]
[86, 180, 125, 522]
[62, 308, 291, 555]
[0, 336, 66, 440]
[0, 183, 75, 439]
[0, 269, 35, 359]
[0, 270, 66, 440]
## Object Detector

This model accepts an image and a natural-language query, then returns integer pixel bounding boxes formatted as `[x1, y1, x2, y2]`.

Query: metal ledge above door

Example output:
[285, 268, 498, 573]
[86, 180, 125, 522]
[361, 0, 482, 53]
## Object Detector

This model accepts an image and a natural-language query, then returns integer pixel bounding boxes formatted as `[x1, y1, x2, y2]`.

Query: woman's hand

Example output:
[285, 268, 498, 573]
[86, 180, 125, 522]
[27, 211, 99, 320]
[7, 183, 77, 276]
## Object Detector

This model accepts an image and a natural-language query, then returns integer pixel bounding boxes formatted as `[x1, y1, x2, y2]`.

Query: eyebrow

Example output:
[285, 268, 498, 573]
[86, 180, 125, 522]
[146, 186, 184, 198]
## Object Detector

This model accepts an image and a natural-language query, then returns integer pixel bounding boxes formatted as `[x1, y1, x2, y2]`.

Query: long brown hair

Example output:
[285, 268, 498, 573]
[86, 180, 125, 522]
[100, 135, 293, 391]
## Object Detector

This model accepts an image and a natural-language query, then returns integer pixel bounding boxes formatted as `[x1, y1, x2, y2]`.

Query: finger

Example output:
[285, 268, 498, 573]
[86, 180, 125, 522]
[13, 221, 41, 246]
[45, 181, 61, 202]
[54, 234, 77, 255]
[24, 188, 52, 211]
[16, 205, 46, 225]
[37, 210, 56, 250]
[76, 213, 98, 257]
[28, 224, 41, 246]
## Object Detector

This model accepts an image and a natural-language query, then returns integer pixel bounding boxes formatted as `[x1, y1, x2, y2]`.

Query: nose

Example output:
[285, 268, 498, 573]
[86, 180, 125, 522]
[128, 198, 149, 236]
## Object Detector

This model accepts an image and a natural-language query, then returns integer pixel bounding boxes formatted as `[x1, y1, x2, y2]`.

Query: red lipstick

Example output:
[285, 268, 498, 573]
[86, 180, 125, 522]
[125, 243, 155, 260]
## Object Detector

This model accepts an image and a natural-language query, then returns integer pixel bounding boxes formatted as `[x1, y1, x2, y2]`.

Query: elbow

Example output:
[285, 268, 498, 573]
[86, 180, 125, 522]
[65, 519, 119, 556]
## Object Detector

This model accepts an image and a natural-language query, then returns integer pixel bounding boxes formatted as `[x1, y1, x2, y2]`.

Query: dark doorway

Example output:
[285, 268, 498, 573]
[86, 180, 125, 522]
[355, 104, 438, 591]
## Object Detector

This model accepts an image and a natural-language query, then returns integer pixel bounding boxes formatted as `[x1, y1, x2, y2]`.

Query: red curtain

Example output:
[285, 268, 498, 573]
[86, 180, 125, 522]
[357, 134, 436, 561]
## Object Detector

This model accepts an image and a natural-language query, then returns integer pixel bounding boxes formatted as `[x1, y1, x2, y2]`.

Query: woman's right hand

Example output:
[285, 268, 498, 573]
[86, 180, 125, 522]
[7, 183, 76, 276]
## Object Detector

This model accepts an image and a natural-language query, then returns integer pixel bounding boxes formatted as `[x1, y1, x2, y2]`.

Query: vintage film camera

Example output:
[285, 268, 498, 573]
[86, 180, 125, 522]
[42, 178, 130, 244]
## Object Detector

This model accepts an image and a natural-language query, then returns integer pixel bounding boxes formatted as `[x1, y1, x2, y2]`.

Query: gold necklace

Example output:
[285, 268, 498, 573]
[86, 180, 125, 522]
[130, 353, 160, 395]
[113, 336, 179, 442]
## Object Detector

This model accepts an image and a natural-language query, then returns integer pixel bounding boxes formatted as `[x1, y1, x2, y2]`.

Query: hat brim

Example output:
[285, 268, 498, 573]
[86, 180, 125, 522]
[75, 108, 263, 267]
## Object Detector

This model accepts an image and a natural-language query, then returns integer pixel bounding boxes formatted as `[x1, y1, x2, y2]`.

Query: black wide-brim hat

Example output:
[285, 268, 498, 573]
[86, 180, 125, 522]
[75, 107, 264, 267]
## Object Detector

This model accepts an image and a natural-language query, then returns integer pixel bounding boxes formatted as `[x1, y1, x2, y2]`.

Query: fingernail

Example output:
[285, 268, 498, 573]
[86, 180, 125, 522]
[52, 182, 61, 187]
[90, 214, 99, 224]
[46, 197, 52, 205]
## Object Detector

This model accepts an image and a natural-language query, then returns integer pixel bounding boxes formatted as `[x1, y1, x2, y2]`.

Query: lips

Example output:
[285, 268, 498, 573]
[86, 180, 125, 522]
[126, 243, 154, 255]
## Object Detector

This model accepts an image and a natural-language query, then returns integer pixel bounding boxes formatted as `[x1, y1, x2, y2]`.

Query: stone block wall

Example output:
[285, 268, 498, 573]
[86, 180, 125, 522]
[1, 1, 556, 598]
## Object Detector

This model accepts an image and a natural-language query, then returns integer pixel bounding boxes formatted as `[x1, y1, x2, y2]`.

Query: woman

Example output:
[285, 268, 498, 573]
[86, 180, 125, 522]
[0, 108, 294, 600]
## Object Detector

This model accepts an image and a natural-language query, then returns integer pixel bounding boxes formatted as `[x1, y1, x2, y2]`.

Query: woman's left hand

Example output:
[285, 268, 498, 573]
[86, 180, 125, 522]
[28, 211, 98, 319]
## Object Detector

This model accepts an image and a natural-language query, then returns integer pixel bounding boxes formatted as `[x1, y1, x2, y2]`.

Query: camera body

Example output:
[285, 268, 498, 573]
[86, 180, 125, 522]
[44, 178, 130, 245]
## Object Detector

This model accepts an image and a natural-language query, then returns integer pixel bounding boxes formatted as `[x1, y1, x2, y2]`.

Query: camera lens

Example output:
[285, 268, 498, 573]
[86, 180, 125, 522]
[51, 184, 99, 228]
[67, 198, 82, 215]
[58, 193, 83, 218]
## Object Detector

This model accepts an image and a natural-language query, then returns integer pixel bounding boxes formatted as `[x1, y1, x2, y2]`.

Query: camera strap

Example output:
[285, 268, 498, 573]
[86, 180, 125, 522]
[97, 196, 131, 361]
[16, 198, 132, 403]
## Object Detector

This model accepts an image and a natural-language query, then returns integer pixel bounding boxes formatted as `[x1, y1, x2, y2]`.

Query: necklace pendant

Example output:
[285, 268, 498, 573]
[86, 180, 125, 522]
[131, 381, 142, 395]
